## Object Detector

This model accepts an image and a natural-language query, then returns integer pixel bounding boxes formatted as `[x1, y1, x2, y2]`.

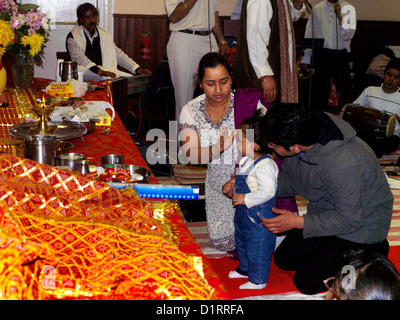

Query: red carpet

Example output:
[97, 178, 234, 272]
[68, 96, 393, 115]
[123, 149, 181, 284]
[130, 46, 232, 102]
[206, 256, 297, 299]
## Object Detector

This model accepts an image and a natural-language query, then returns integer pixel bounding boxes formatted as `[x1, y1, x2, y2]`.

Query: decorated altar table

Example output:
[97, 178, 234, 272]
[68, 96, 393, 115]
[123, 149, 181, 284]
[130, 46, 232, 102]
[0, 79, 230, 300]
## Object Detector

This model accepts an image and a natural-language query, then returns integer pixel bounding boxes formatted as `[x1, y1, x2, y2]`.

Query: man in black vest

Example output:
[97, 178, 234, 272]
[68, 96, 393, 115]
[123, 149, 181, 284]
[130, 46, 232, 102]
[66, 3, 151, 81]
[233, 0, 305, 104]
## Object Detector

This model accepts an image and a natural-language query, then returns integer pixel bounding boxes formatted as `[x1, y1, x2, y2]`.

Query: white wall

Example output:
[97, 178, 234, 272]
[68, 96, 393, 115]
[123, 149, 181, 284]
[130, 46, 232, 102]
[115, 0, 400, 21]
[24, 0, 113, 80]
[30, 0, 400, 80]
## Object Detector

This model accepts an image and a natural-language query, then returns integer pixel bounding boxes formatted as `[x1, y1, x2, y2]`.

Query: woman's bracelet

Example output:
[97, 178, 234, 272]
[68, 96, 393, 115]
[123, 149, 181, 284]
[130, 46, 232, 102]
[182, 1, 188, 8]
[219, 40, 227, 46]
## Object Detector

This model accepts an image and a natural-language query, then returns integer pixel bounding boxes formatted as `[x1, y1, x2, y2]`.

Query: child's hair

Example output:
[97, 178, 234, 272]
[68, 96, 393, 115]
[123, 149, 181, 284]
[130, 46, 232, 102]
[240, 109, 271, 155]
[329, 249, 400, 300]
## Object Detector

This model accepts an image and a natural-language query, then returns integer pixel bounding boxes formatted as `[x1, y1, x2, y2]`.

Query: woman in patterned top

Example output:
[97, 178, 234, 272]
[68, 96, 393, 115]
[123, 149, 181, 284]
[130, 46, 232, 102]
[179, 52, 266, 256]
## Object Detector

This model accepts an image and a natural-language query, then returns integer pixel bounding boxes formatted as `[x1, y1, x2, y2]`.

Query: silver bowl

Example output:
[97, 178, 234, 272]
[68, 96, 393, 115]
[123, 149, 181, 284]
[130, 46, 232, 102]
[101, 154, 124, 164]
[63, 120, 96, 134]
[57, 153, 86, 170]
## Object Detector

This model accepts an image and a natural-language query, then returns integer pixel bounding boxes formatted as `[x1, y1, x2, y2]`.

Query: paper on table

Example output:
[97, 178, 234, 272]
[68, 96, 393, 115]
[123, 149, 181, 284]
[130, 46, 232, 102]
[387, 177, 400, 189]
[50, 101, 115, 122]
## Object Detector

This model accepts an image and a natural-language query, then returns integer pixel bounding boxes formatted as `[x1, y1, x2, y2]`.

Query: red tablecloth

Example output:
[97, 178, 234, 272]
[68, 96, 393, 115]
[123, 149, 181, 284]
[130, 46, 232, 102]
[30, 78, 157, 181]
[0, 78, 230, 300]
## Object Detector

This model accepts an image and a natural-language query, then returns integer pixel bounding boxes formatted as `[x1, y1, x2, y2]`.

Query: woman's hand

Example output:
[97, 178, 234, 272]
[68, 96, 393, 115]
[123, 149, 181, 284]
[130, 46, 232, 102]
[217, 128, 235, 154]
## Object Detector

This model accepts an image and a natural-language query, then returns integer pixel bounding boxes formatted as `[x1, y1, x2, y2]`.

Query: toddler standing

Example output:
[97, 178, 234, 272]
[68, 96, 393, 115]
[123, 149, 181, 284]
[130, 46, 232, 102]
[223, 110, 278, 289]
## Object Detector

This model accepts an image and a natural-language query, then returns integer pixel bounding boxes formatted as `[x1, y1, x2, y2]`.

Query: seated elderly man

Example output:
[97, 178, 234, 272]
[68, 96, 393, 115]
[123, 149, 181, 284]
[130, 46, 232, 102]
[66, 2, 151, 81]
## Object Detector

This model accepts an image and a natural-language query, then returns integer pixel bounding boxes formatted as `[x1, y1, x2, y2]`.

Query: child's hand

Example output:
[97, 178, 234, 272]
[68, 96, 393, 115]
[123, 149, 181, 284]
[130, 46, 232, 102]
[232, 193, 245, 207]
[222, 174, 235, 198]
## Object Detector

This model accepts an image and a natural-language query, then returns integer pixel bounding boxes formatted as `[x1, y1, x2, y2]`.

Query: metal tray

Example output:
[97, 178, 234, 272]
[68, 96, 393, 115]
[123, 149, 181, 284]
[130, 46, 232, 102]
[9, 121, 87, 140]
[102, 165, 152, 190]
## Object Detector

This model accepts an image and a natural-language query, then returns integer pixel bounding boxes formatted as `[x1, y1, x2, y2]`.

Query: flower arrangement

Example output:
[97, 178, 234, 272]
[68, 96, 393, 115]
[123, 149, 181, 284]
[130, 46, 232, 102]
[0, 0, 50, 66]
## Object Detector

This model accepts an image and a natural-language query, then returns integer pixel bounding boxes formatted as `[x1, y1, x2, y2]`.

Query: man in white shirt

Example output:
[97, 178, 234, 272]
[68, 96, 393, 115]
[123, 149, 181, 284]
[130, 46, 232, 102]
[233, 0, 306, 104]
[301, 0, 356, 109]
[66, 3, 151, 81]
[165, 0, 229, 121]
[352, 58, 400, 157]
[231, 0, 243, 20]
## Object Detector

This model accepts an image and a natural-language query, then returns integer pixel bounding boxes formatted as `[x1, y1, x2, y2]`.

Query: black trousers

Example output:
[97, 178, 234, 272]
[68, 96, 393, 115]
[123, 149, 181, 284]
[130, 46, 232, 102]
[310, 48, 351, 110]
[362, 135, 400, 159]
[274, 229, 389, 295]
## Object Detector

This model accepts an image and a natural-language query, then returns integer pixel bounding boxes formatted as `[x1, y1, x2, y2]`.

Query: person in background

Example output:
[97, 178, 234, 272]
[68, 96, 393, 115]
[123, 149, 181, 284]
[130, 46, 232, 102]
[66, 3, 151, 82]
[261, 103, 393, 295]
[165, 0, 229, 121]
[179, 52, 266, 257]
[230, 0, 243, 20]
[225, 110, 278, 290]
[301, 0, 356, 109]
[352, 57, 400, 158]
[324, 249, 400, 300]
[233, 0, 306, 104]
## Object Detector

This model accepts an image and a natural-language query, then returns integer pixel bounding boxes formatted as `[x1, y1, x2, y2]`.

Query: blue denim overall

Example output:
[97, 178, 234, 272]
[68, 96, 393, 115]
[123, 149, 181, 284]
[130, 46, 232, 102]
[234, 155, 277, 284]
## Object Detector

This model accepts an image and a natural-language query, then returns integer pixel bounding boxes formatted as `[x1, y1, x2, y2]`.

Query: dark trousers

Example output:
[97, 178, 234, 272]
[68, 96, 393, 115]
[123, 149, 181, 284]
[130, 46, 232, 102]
[310, 48, 351, 110]
[362, 135, 400, 158]
[274, 229, 389, 295]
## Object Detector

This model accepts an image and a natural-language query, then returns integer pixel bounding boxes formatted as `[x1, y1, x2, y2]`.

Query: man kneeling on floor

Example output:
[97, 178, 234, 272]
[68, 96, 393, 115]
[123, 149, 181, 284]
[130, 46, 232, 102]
[260, 103, 393, 295]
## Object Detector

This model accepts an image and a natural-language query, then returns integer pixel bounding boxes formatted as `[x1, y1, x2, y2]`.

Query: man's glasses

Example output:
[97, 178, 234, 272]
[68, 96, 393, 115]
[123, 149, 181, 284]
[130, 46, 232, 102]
[323, 276, 335, 291]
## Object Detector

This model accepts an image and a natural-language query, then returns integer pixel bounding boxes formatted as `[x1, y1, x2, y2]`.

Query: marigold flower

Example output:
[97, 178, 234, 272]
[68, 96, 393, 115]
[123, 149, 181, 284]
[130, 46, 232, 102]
[21, 32, 44, 57]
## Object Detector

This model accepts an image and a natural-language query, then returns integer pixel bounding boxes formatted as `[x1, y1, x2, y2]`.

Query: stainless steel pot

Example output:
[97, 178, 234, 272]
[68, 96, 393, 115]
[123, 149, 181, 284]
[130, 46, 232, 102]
[57, 153, 86, 170]
[24, 135, 57, 166]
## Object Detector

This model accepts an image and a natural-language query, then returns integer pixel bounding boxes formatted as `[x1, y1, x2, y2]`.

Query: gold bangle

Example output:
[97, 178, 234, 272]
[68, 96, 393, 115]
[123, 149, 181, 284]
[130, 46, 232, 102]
[219, 40, 227, 46]
[182, 1, 188, 8]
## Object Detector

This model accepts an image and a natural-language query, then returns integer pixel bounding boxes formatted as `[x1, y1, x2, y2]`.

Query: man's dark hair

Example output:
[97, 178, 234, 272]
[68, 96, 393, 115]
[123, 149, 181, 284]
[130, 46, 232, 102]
[77, 3, 99, 25]
[385, 57, 400, 73]
[263, 103, 323, 150]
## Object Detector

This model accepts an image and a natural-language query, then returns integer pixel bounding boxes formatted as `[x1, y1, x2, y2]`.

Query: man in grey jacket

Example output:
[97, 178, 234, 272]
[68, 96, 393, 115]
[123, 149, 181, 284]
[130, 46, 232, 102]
[262, 103, 393, 295]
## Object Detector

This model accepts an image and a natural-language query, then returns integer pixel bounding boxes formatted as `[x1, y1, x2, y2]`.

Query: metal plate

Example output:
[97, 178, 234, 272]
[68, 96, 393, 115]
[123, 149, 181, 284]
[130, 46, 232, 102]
[9, 121, 87, 140]
[102, 165, 152, 190]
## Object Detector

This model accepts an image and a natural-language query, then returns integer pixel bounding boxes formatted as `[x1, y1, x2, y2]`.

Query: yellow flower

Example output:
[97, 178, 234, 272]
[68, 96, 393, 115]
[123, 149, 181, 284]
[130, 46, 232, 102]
[21, 33, 44, 57]
[0, 20, 14, 50]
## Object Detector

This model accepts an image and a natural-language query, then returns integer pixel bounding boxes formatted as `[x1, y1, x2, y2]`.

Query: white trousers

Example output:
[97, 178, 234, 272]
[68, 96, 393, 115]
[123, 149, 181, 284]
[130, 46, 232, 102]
[167, 31, 218, 121]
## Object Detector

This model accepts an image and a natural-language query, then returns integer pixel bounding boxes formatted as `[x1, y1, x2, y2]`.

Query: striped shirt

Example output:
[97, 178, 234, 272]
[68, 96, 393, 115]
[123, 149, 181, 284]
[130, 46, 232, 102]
[353, 85, 400, 134]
